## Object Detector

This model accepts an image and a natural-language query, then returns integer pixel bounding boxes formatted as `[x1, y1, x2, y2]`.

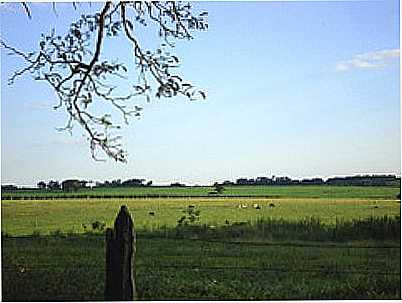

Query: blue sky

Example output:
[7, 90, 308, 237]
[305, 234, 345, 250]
[1, 1, 400, 186]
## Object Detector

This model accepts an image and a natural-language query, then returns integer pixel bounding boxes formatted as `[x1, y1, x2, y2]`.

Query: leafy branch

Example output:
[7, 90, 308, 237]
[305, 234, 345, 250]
[1, 1, 208, 162]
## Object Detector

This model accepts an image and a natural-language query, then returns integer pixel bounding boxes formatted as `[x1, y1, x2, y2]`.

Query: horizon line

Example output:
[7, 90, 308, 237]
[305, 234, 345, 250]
[2, 172, 400, 188]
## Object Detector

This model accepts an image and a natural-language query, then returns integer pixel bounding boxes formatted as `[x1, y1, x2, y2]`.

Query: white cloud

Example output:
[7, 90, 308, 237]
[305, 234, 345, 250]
[336, 49, 400, 72]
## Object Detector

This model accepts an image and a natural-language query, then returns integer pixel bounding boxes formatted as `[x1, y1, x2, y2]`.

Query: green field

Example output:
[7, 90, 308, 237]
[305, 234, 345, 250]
[2, 234, 400, 301]
[1, 192, 401, 300]
[2, 185, 400, 199]
[1, 197, 401, 236]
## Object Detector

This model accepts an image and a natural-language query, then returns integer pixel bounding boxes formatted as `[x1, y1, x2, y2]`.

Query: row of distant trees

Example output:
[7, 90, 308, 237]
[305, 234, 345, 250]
[96, 179, 188, 188]
[35, 174, 402, 190]
[36, 180, 88, 191]
[1, 178, 185, 191]
[217, 175, 401, 187]
[1, 174, 400, 192]
[31, 178, 156, 191]
[1, 180, 88, 192]
[96, 179, 152, 188]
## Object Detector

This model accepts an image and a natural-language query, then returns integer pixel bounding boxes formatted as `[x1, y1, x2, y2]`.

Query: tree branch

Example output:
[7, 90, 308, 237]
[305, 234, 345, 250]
[1, 1, 208, 162]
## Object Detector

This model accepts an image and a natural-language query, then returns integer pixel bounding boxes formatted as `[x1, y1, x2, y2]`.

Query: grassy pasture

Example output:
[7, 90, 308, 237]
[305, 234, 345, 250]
[1, 197, 400, 236]
[1, 196, 400, 300]
[2, 185, 400, 199]
[2, 233, 400, 300]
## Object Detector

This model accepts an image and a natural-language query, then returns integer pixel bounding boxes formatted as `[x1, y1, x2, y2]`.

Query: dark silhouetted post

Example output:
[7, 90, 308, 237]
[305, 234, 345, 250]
[105, 205, 136, 301]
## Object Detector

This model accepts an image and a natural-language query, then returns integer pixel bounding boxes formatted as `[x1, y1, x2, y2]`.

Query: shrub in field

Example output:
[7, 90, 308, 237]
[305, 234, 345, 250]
[177, 206, 201, 227]
[176, 206, 205, 237]
[91, 221, 106, 232]
[213, 183, 225, 194]
[81, 221, 106, 233]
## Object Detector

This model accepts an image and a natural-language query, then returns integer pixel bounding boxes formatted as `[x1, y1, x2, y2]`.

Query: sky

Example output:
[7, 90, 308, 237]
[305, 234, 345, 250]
[0, 1, 400, 186]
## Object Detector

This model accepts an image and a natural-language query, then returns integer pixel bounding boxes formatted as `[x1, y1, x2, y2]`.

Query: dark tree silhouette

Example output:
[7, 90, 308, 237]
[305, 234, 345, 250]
[47, 180, 61, 190]
[1, 1, 208, 162]
[213, 182, 225, 194]
[37, 181, 47, 189]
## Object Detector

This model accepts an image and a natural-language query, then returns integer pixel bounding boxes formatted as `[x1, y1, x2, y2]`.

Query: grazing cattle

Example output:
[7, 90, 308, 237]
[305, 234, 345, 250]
[238, 204, 248, 209]
[253, 203, 261, 209]
[269, 203, 275, 208]
[149, 211, 155, 216]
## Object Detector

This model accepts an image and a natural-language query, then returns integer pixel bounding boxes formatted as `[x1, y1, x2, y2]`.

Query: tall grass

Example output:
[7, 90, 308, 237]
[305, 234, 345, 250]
[2, 215, 400, 301]
[150, 215, 401, 242]
[2, 232, 400, 301]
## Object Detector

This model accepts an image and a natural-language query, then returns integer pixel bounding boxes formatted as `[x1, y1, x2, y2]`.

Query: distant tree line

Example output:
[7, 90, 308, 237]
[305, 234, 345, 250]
[1, 174, 400, 192]
[218, 174, 401, 187]
[37, 179, 88, 191]
[95, 178, 152, 188]
[2, 178, 184, 191]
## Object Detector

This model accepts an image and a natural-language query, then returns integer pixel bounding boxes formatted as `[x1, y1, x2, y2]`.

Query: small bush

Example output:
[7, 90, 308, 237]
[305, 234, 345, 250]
[177, 206, 201, 227]
[91, 221, 106, 232]
[176, 206, 203, 237]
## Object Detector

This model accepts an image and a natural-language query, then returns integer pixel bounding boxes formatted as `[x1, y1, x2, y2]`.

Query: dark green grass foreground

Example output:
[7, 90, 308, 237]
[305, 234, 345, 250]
[2, 185, 400, 199]
[2, 216, 401, 301]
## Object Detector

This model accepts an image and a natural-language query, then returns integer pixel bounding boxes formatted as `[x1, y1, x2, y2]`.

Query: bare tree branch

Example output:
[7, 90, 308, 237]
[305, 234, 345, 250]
[21, 2, 31, 19]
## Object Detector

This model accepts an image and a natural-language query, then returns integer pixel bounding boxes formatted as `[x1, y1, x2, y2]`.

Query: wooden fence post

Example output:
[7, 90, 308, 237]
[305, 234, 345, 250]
[105, 205, 137, 301]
